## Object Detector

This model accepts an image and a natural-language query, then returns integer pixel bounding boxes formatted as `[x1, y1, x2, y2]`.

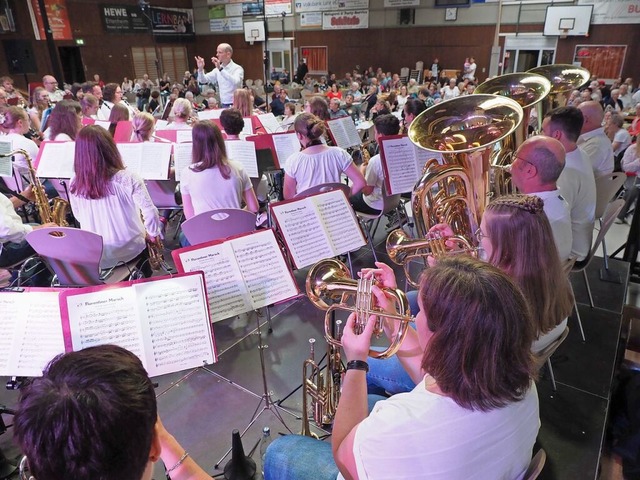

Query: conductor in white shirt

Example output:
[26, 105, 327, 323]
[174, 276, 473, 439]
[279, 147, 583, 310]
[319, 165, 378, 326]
[195, 44, 244, 108]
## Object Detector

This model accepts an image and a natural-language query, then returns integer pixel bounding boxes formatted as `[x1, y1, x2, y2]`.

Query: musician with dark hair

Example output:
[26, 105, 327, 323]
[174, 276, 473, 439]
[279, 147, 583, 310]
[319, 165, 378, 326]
[220, 108, 245, 137]
[264, 255, 539, 479]
[402, 98, 427, 131]
[283, 113, 366, 199]
[13, 345, 212, 480]
[350, 114, 400, 215]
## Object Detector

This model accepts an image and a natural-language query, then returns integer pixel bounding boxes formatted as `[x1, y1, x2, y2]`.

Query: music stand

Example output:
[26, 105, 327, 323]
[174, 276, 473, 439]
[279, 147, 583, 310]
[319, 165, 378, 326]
[611, 200, 640, 283]
[0, 407, 17, 479]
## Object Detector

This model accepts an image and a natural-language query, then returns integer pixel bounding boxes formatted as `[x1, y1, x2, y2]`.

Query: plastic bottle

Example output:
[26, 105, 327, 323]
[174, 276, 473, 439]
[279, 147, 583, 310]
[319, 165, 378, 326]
[259, 426, 273, 479]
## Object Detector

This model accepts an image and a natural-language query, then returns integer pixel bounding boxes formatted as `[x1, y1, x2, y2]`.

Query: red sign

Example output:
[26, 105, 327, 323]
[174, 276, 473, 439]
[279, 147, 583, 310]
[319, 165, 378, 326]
[28, 0, 73, 41]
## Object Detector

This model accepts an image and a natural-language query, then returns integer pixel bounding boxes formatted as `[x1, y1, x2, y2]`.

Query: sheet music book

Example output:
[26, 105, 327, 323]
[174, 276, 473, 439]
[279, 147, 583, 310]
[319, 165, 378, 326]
[255, 113, 281, 134]
[176, 129, 193, 144]
[59, 272, 216, 377]
[0, 289, 66, 377]
[35, 141, 76, 179]
[327, 116, 362, 149]
[0, 140, 12, 177]
[173, 143, 193, 182]
[173, 229, 299, 323]
[270, 189, 366, 269]
[116, 143, 172, 180]
[246, 132, 299, 169]
[379, 135, 444, 194]
[242, 118, 254, 137]
[225, 140, 259, 178]
[197, 109, 223, 120]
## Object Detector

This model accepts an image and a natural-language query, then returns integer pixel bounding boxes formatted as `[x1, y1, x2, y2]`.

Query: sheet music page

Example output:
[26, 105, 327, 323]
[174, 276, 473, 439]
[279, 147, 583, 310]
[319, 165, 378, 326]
[176, 129, 193, 143]
[197, 109, 223, 120]
[134, 274, 216, 376]
[155, 120, 169, 130]
[176, 242, 252, 322]
[242, 118, 253, 136]
[328, 117, 361, 149]
[225, 140, 259, 178]
[311, 190, 366, 255]
[36, 142, 75, 179]
[173, 143, 193, 182]
[65, 287, 145, 358]
[272, 133, 300, 170]
[0, 291, 65, 377]
[117, 143, 143, 176]
[256, 113, 281, 134]
[380, 136, 420, 194]
[94, 120, 111, 130]
[0, 140, 12, 177]
[271, 199, 334, 269]
[141, 142, 172, 180]
[231, 229, 298, 309]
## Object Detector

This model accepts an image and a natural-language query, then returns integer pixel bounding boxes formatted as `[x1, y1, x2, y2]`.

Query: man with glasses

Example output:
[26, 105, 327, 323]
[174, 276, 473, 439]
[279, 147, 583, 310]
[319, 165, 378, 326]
[509, 136, 573, 261]
[42, 75, 64, 103]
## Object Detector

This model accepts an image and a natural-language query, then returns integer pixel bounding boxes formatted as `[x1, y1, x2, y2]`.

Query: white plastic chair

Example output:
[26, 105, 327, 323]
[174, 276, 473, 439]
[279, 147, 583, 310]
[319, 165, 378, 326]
[355, 186, 401, 262]
[594, 172, 626, 275]
[181, 208, 256, 245]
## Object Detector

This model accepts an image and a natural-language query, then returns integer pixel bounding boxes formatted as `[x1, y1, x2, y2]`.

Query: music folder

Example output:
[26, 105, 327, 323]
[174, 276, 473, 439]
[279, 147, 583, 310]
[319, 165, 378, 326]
[246, 131, 300, 170]
[172, 229, 299, 323]
[269, 189, 366, 269]
[326, 116, 362, 149]
[35, 141, 76, 179]
[116, 142, 172, 180]
[0, 272, 216, 378]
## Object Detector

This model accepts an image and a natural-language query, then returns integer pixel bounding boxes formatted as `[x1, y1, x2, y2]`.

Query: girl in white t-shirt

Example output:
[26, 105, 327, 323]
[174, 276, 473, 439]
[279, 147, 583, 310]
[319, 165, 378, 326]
[1, 106, 39, 176]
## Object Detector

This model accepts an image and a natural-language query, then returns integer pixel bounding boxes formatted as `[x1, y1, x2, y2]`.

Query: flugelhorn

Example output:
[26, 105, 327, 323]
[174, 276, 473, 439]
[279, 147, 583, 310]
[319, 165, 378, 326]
[305, 258, 413, 360]
[386, 229, 477, 287]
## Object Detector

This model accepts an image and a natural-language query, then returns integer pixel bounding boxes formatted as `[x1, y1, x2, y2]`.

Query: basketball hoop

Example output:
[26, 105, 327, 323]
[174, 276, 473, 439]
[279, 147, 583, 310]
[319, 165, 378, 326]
[560, 29, 569, 39]
[249, 33, 258, 46]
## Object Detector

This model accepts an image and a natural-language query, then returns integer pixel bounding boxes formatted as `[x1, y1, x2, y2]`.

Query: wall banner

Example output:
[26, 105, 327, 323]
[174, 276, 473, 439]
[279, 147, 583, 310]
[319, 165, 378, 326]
[100, 4, 150, 33]
[149, 6, 195, 37]
[322, 10, 368, 29]
[209, 17, 244, 32]
[578, 0, 640, 24]
[295, 0, 368, 13]
[28, 0, 73, 40]
[384, 0, 419, 6]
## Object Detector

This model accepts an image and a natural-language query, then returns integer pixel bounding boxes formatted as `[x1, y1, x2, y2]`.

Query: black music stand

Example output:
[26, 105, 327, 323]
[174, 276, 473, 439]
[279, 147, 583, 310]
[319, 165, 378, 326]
[0, 407, 17, 479]
[611, 201, 640, 283]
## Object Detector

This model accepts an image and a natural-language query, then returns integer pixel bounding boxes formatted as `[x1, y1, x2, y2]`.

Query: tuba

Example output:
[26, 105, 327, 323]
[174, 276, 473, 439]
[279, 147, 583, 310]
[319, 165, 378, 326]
[301, 335, 344, 434]
[0, 149, 70, 226]
[474, 73, 551, 196]
[527, 64, 590, 132]
[305, 258, 413, 360]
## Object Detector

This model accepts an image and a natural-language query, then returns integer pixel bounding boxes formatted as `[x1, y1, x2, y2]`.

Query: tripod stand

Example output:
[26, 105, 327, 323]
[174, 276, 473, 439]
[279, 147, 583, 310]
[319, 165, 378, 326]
[212, 305, 298, 470]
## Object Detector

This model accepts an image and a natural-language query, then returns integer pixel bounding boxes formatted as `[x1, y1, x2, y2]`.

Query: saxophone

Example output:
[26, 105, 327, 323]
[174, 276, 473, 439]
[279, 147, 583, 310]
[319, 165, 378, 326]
[0, 149, 69, 226]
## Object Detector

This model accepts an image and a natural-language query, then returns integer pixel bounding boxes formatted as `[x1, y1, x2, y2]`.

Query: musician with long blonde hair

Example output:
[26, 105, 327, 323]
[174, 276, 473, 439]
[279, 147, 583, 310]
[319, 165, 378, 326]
[264, 256, 539, 479]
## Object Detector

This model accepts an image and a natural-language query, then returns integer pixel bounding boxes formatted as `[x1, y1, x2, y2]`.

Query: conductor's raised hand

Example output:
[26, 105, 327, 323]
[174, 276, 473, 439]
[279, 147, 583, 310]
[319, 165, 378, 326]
[341, 312, 378, 362]
[358, 261, 397, 289]
[194, 56, 206, 71]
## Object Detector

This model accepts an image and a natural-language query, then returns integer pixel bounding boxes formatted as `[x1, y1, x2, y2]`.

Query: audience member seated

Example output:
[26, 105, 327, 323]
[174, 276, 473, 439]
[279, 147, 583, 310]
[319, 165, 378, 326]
[441, 78, 460, 101]
[305, 96, 331, 121]
[328, 98, 348, 119]
[264, 255, 540, 480]
[617, 142, 640, 224]
[578, 101, 614, 176]
[270, 89, 288, 117]
[69, 126, 161, 275]
[14, 344, 213, 480]
[283, 113, 366, 198]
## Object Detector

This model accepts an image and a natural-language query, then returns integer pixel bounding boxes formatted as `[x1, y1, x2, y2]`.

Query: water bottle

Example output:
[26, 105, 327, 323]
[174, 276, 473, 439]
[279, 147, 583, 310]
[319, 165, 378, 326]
[259, 426, 273, 479]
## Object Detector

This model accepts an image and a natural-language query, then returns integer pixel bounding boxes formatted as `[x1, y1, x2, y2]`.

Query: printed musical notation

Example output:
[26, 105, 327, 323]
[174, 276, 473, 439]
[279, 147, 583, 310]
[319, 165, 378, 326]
[174, 230, 298, 321]
[270, 189, 366, 269]
[272, 132, 300, 171]
[173, 143, 193, 182]
[327, 116, 362, 149]
[0, 291, 65, 377]
[117, 142, 172, 180]
[36, 141, 76, 179]
[225, 140, 259, 178]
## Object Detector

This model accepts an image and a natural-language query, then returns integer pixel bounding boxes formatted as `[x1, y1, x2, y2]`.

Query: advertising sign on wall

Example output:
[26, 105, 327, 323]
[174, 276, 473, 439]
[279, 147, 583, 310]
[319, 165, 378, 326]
[149, 6, 194, 37]
[28, 0, 73, 40]
[295, 0, 368, 13]
[578, 0, 640, 24]
[322, 10, 368, 29]
[100, 4, 149, 33]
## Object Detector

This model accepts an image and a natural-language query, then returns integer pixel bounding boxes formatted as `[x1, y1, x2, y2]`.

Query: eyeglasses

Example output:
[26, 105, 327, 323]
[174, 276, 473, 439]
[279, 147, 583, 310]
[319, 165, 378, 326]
[474, 228, 489, 243]
[513, 155, 534, 168]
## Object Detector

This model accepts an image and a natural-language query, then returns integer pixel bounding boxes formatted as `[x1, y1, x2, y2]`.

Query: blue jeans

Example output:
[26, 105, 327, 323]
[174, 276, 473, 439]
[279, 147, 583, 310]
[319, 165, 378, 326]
[264, 435, 338, 480]
[366, 289, 419, 396]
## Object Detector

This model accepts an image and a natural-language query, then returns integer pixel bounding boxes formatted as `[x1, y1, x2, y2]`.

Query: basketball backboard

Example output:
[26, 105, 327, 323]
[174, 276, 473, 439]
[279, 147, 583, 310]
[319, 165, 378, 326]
[544, 5, 593, 37]
[244, 21, 265, 43]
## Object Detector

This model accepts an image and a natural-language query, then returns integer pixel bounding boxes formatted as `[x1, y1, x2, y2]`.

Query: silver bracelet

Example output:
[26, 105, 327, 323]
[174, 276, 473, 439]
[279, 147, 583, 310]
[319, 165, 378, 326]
[166, 451, 189, 474]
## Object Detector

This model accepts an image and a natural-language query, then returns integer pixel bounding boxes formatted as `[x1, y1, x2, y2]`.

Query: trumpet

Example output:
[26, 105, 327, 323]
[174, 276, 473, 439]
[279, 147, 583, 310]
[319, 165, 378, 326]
[386, 229, 477, 287]
[305, 258, 413, 360]
[301, 335, 344, 435]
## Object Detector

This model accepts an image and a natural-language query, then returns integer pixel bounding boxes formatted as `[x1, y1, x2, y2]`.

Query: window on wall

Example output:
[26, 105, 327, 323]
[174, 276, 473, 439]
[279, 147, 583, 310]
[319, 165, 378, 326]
[300, 46, 327, 75]
[131, 46, 188, 82]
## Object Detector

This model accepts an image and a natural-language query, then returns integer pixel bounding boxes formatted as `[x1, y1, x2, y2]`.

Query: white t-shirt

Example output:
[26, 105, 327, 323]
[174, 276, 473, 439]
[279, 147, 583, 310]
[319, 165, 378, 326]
[556, 147, 596, 261]
[441, 86, 460, 101]
[363, 154, 385, 210]
[531, 190, 572, 262]
[577, 127, 614, 177]
[621, 144, 640, 175]
[285, 146, 353, 194]
[613, 128, 632, 156]
[3, 133, 38, 176]
[464, 62, 477, 81]
[180, 160, 252, 216]
[340, 378, 539, 480]
[69, 169, 161, 269]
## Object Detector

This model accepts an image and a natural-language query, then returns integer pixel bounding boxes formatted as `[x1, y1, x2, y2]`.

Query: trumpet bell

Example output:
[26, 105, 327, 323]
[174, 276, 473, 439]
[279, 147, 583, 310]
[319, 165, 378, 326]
[305, 258, 353, 310]
[408, 94, 523, 154]
[475, 73, 551, 109]
[526, 64, 590, 95]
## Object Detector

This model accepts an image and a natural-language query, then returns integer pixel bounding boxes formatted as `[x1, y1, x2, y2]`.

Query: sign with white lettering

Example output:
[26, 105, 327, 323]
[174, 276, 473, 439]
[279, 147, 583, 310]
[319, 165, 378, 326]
[295, 0, 368, 13]
[322, 10, 368, 29]
[100, 4, 149, 33]
[209, 16, 244, 32]
[149, 6, 195, 37]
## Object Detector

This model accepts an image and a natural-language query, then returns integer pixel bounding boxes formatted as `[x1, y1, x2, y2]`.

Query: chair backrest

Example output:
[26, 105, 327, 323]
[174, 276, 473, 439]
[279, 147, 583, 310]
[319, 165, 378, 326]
[245, 79, 254, 87]
[594, 172, 626, 219]
[295, 182, 350, 199]
[181, 208, 256, 245]
[380, 183, 401, 216]
[533, 327, 569, 372]
[145, 180, 181, 209]
[590, 198, 624, 260]
[523, 448, 547, 480]
[26, 227, 104, 286]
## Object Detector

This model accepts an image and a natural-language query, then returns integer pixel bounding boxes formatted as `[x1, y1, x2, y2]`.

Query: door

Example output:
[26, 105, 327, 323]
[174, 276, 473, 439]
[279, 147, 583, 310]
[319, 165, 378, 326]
[58, 46, 85, 84]
[267, 39, 292, 82]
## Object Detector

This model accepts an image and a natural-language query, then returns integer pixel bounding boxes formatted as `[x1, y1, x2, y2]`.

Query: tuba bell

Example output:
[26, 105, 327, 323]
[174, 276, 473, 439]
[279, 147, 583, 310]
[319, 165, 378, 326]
[305, 258, 413, 360]
[475, 73, 551, 196]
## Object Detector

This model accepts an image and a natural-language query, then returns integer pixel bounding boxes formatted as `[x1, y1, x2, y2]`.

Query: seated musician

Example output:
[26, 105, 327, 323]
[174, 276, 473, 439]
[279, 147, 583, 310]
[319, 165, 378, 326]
[366, 194, 573, 397]
[350, 114, 400, 215]
[264, 255, 540, 480]
[45, 100, 82, 141]
[14, 344, 212, 480]
[69, 126, 161, 276]
[282, 113, 366, 199]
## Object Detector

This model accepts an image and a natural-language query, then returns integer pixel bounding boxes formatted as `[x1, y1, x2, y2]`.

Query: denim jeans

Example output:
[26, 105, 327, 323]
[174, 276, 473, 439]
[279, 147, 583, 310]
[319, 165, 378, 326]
[264, 435, 338, 480]
[366, 289, 419, 396]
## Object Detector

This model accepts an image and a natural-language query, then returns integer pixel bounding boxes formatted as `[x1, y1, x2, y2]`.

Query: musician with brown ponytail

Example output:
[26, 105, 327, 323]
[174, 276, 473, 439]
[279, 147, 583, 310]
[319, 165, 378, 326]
[283, 113, 366, 199]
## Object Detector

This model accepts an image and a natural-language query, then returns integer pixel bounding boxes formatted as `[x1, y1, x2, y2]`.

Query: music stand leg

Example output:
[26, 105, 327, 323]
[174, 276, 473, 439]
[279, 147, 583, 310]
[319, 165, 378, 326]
[599, 228, 621, 283]
[213, 305, 298, 470]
